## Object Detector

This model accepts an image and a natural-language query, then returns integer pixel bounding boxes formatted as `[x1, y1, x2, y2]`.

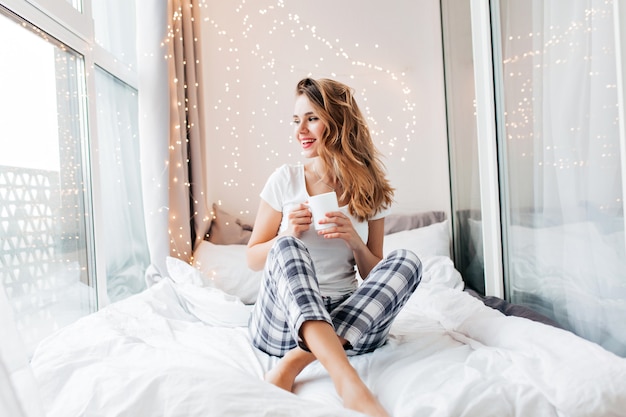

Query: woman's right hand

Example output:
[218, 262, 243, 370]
[285, 203, 312, 238]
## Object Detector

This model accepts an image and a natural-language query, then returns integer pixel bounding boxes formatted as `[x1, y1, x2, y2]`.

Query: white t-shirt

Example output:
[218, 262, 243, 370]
[260, 164, 387, 297]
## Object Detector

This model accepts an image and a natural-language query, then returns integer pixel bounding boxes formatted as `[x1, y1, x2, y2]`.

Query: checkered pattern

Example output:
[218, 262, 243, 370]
[249, 236, 422, 357]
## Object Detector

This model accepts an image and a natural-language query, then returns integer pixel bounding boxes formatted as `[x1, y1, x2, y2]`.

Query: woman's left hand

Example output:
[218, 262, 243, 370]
[317, 211, 363, 251]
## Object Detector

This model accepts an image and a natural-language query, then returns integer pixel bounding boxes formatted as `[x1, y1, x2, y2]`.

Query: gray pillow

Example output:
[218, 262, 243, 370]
[384, 211, 447, 235]
[207, 203, 253, 245]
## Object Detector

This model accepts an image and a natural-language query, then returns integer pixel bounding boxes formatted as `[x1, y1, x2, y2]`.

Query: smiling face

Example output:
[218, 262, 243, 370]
[293, 94, 326, 159]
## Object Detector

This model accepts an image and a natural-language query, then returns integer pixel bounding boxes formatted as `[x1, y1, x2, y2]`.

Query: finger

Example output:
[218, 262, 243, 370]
[324, 210, 343, 219]
[317, 218, 335, 228]
[292, 211, 312, 223]
[290, 208, 312, 219]
[289, 203, 309, 214]
[319, 230, 341, 239]
[317, 224, 340, 234]
[294, 217, 312, 226]
[322, 215, 344, 227]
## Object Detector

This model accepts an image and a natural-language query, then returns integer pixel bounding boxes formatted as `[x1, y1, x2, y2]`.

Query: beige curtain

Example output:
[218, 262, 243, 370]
[166, 0, 211, 262]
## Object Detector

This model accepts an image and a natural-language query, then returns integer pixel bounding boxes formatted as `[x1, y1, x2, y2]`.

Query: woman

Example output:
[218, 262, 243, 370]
[247, 78, 422, 417]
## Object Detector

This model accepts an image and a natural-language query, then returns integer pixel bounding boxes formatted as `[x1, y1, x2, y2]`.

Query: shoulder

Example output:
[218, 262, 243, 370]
[261, 164, 306, 212]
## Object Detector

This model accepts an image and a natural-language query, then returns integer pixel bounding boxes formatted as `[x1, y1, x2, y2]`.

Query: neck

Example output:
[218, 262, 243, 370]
[312, 161, 335, 192]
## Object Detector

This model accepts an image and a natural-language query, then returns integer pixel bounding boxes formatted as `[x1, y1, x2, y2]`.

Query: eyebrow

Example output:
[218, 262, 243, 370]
[293, 111, 315, 119]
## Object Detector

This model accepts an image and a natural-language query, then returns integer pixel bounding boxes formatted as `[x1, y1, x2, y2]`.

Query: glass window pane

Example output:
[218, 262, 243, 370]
[91, 0, 137, 69]
[94, 67, 148, 302]
[0, 10, 95, 355]
[440, 0, 484, 294]
[497, 1, 626, 356]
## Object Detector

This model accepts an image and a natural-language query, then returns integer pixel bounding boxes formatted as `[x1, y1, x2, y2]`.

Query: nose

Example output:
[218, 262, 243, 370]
[296, 120, 307, 134]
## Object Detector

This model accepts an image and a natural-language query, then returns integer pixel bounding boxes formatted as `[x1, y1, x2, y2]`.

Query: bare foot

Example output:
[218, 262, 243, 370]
[336, 373, 390, 417]
[265, 347, 317, 392]
[264, 362, 297, 392]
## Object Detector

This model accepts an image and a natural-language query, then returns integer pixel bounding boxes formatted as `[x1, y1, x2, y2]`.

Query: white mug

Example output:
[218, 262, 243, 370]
[307, 191, 339, 230]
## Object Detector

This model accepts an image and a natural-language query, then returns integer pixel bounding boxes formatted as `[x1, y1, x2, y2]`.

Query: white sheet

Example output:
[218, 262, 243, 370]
[30, 255, 626, 417]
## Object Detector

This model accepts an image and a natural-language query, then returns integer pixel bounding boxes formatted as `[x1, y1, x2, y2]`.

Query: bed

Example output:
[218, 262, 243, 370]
[29, 211, 626, 417]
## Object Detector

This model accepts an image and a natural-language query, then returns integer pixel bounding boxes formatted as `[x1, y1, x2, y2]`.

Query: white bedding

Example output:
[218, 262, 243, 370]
[30, 252, 626, 417]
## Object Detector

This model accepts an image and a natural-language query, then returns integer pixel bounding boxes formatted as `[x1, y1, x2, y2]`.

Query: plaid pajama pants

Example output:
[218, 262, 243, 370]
[248, 236, 422, 357]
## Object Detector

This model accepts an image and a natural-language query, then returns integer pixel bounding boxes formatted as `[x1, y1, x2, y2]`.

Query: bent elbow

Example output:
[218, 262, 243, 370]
[246, 246, 264, 271]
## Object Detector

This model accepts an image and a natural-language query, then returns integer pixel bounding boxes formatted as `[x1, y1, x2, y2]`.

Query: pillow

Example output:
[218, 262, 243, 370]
[384, 211, 447, 235]
[207, 203, 253, 245]
[191, 241, 263, 305]
[383, 219, 451, 259]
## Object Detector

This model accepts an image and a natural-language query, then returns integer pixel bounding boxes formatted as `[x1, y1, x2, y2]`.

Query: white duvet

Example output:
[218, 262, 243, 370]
[30, 255, 626, 417]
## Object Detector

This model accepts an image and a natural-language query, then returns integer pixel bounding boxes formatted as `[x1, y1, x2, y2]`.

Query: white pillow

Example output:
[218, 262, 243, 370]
[383, 220, 451, 259]
[169, 221, 450, 304]
[191, 241, 263, 305]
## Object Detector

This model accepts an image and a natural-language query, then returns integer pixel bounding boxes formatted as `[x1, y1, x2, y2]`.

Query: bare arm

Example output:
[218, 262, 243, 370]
[353, 218, 385, 279]
[246, 200, 313, 271]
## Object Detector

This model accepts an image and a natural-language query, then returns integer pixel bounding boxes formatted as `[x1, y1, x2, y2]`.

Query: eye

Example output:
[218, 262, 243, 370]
[308, 116, 318, 122]
[292, 119, 300, 125]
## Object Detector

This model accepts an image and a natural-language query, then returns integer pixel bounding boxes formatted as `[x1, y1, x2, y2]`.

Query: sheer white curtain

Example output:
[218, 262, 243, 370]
[136, 0, 211, 277]
[94, 69, 150, 302]
[92, 0, 137, 68]
[500, 0, 626, 356]
[137, 0, 171, 277]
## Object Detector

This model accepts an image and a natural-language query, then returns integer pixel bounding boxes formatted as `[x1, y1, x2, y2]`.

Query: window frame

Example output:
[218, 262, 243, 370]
[468, 0, 504, 298]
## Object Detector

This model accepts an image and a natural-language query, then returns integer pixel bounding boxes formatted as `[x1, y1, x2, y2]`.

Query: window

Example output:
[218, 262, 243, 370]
[0, 0, 146, 356]
[494, 0, 626, 356]
[93, 67, 148, 303]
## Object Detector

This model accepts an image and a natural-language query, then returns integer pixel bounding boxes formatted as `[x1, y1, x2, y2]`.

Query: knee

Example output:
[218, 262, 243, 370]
[274, 235, 307, 252]
[387, 248, 421, 267]
[387, 249, 422, 288]
[270, 235, 308, 260]
[268, 236, 314, 278]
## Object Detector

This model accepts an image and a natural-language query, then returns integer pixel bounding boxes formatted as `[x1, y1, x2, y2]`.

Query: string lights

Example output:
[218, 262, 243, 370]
[190, 0, 423, 223]
[500, 2, 622, 213]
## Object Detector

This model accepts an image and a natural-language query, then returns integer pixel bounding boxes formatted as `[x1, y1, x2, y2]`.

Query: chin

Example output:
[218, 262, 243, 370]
[300, 149, 318, 159]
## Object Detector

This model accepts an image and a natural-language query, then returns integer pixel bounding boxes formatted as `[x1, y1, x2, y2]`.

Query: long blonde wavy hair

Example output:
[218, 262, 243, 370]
[296, 78, 394, 222]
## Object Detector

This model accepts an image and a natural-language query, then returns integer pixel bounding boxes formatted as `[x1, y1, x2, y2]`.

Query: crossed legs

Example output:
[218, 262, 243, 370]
[249, 237, 421, 417]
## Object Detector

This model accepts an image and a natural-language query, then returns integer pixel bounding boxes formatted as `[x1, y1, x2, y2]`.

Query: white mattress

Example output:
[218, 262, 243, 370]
[30, 254, 626, 417]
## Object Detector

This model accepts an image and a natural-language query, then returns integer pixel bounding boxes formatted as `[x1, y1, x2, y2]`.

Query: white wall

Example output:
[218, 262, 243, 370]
[199, 0, 450, 224]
